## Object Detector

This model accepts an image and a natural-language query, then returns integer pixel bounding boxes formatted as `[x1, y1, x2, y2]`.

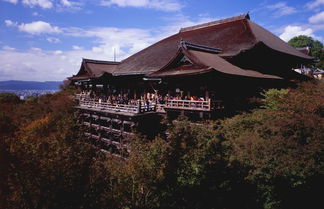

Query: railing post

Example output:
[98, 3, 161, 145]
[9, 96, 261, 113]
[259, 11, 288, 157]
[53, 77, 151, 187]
[208, 98, 211, 111]
[137, 99, 141, 113]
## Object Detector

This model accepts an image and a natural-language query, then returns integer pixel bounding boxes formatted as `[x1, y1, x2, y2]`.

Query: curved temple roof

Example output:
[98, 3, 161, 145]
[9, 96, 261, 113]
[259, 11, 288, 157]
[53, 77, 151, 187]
[111, 13, 312, 76]
[69, 14, 312, 81]
[69, 58, 120, 80]
[147, 42, 282, 79]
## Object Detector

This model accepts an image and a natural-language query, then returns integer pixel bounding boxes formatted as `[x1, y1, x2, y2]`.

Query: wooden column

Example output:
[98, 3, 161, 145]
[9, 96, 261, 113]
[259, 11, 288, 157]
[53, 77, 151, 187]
[103, 82, 108, 95]
[205, 90, 209, 100]
[92, 82, 96, 91]
[137, 100, 141, 113]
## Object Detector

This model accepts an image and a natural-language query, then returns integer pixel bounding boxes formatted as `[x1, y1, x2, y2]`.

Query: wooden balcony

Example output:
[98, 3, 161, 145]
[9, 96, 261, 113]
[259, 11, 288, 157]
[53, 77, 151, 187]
[78, 100, 156, 114]
[76, 95, 223, 114]
[164, 99, 223, 111]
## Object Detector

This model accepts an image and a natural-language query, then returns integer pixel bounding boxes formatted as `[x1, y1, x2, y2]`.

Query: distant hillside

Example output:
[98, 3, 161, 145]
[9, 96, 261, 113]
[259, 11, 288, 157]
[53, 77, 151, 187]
[0, 80, 62, 90]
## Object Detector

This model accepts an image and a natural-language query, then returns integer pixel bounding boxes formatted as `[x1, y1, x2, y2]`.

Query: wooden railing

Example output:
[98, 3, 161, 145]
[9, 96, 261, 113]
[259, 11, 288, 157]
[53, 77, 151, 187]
[165, 99, 211, 111]
[165, 99, 224, 111]
[76, 95, 223, 113]
[79, 100, 156, 114]
[211, 100, 224, 110]
[75, 93, 88, 100]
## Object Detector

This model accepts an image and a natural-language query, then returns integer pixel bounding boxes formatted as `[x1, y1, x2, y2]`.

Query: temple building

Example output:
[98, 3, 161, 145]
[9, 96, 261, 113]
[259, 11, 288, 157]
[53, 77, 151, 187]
[68, 14, 313, 155]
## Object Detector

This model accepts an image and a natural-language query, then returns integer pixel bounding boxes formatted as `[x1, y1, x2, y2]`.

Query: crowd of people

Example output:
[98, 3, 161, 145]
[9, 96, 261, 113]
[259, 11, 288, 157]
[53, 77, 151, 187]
[78, 91, 159, 108]
[77, 90, 209, 109]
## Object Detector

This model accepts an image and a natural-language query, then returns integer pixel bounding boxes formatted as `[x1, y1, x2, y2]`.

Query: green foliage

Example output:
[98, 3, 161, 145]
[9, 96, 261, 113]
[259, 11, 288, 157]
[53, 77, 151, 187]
[0, 92, 20, 104]
[261, 88, 289, 110]
[0, 111, 15, 137]
[219, 81, 324, 209]
[0, 90, 96, 209]
[288, 35, 324, 69]
[1, 82, 323, 209]
[288, 35, 316, 48]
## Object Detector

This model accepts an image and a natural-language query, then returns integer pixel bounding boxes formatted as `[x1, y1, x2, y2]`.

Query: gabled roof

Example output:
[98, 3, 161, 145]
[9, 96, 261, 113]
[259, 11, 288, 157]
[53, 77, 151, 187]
[113, 13, 312, 76]
[179, 39, 222, 53]
[147, 42, 282, 79]
[70, 58, 120, 80]
[246, 21, 313, 59]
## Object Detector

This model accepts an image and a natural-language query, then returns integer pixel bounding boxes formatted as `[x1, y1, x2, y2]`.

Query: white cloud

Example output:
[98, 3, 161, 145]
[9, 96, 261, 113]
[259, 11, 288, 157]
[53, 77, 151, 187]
[100, 0, 182, 11]
[0, 50, 71, 81]
[279, 25, 315, 41]
[4, 20, 18, 27]
[267, 2, 297, 17]
[72, 45, 83, 50]
[18, 21, 61, 35]
[3, 0, 18, 4]
[2, 46, 15, 51]
[5, 20, 61, 35]
[0, 47, 117, 81]
[309, 11, 324, 23]
[54, 50, 63, 55]
[22, 0, 53, 9]
[47, 37, 61, 43]
[61, 0, 72, 6]
[30, 47, 43, 52]
[64, 26, 160, 59]
[306, 0, 324, 10]
[32, 12, 40, 16]
[3, 0, 83, 10]
[57, 0, 82, 11]
[0, 15, 223, 81]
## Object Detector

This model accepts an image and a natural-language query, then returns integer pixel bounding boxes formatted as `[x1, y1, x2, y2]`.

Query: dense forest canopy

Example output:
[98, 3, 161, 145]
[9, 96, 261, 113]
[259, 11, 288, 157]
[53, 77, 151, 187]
[1, 82, 323, 209]
[288, 35, 324, 69]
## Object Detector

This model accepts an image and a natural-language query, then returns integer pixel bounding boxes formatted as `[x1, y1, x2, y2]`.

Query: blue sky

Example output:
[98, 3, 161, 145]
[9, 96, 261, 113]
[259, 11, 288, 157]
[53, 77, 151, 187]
[0, 0, 323, 81]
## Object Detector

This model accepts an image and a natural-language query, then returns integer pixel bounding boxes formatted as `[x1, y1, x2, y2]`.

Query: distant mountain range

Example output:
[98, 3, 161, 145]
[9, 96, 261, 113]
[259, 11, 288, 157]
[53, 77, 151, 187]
[0, 80, 62, 90]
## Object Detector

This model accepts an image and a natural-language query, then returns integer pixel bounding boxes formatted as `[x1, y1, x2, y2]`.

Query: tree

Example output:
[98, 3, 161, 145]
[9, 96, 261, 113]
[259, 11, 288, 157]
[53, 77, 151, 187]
[219, 81, 324, 209]
[288, 35, 324, 69]
[0, 90, 97, 209]
[0, 93, 21, 104]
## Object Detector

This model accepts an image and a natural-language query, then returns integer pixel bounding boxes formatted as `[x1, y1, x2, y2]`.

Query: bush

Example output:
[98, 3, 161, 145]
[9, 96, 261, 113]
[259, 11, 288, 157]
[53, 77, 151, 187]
[261, 88, 289, 110]
[218, 81, 324, 209]
[0, 92, 20, 104]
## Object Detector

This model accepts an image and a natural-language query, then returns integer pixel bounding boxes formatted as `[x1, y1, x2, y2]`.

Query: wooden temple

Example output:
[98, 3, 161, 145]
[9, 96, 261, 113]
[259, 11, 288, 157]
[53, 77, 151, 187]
[68, 14, 313, 155]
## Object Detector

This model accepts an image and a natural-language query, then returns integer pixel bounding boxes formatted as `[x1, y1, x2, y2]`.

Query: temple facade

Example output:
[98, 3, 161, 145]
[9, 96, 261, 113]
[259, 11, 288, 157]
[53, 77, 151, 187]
[69, 14, 313, 155]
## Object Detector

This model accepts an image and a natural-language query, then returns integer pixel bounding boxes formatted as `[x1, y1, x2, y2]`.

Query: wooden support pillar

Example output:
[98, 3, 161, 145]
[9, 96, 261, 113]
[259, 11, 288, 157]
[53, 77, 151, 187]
[86, 82, 90, 90]
[120, 120, 124, 143]
[109, 117, 113, 131]
[205, 90, 209, 100]
[92, 83, 97, 91]
[137, 100, 141, 113]
[103, 82, 108, 95]
[89, 112, 92, 126]
[134, 89, 137, 99]
[98, 115, 101, 139]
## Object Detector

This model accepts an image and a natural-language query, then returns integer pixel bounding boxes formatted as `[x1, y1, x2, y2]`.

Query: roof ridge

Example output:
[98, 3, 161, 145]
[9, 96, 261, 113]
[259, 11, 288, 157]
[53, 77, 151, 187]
[179, 13, 250, 33]
[179, 40, 222, 54]
[83, 58, 120, 65]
